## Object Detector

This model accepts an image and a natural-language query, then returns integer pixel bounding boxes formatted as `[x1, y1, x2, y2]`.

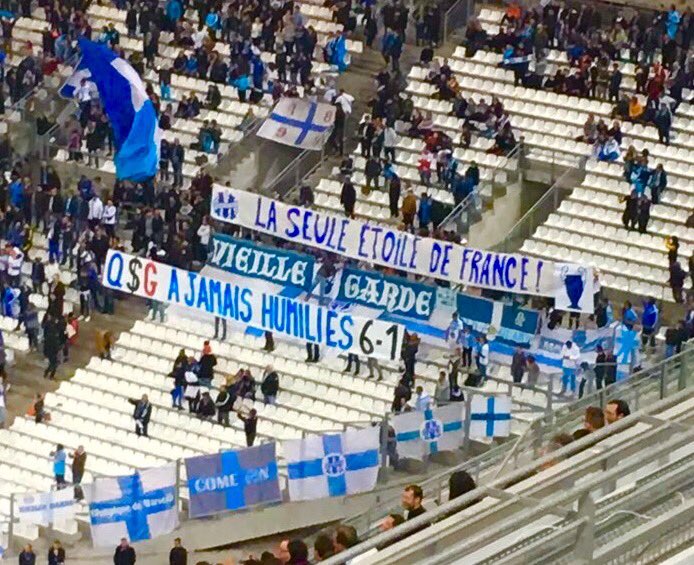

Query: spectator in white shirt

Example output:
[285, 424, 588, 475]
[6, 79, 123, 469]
[560, 340, 581, 395]
[87, 195, 103, 229]
[6, 244, 24, 287]
[477, 335, 490, 381]
[75, 78, 92, 124]
[196, 216, 212, 261]
[412, 386, 432, 412]
[335, 89, 355, 115]
[383, 125, 398, 162]
[102, 200, 117, 238]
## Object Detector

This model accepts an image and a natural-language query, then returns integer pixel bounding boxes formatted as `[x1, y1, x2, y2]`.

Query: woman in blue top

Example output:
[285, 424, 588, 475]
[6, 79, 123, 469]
[51, 444, 67, 489]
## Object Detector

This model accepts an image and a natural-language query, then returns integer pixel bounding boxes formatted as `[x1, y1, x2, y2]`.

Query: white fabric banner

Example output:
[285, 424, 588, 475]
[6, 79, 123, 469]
[469, 395, 512, 439]
[16, 488, 77, 526]
[283, 427, 380, 501]
[88, 465, 178, 547]
[257, 98, 335, 150]
[210, 186, 594, 311]
[101, 250, 403, 361]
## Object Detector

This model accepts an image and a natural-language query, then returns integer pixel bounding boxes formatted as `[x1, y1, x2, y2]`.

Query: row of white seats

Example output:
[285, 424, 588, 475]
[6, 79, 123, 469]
[410, 61, 693, 151]
[116, 331, 387, 419]
[407, 71, 694, 173]
[545, 211, 693, 259]
[133, 319, 398, 403]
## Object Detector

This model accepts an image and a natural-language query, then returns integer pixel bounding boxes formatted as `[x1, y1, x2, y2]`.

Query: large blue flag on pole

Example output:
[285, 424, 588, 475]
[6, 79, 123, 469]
[67, 38, 160, 181]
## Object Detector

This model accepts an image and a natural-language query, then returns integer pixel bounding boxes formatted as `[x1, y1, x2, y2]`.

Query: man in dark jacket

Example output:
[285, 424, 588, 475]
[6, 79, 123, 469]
[364, 156, 382, 190]
[196, 392, 215, 420]
[239, 409, 258, 447]
[114, 538, 136, 565]
[510, 347, 527, 383]
[340, 178, 356, 217]
[215, 385, 234, 426]
[198, 348, 217, 387]
[19, 544, 36, 565]
[128, 395, 152, 436]
[169, 538, 187, 565]
[260, 365, 280, 404]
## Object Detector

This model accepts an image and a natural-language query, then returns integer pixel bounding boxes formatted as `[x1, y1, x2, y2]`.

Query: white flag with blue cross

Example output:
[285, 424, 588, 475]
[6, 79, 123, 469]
[392, 404, 464, 460]
[87, 465, 178, 547]
[257, 98, 335, 151]
[284, 427, 380, 502]
[470, 395, 512, 438]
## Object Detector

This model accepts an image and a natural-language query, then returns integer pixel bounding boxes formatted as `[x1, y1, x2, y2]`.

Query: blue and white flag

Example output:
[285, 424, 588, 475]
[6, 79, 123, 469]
[88, 465, 178, 547]
[257, 98, 335, 151]
[613, 323, 640, 379]
[469, 395, 511, 439]
[71, 38, 161, 181]
[284, 427, 380, 501]
[185, 443, 281, 518]
[59, 61, 92, 98]
[16, 488, 77, 526]
[392, 404, 464, 460]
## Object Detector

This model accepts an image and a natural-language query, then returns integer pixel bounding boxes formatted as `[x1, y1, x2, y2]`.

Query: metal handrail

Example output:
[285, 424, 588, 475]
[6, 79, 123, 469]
[438, 141, 522, 232]
[493, 153, 587, 254]
[338, 342, 692, 535]
[322, 382, 694, 564]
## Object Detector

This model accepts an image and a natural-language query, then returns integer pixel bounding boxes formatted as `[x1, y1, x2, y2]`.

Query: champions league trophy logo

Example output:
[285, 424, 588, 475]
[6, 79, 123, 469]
[561, 266, 587, 310]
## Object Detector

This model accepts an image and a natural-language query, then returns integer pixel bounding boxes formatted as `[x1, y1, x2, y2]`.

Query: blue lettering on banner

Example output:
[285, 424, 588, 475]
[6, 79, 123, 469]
[209, 234, 315, 291]
[101, 250, 404, 361]
[185, 444, 281, 518]
[209, 187, 597, 313]
[337, 267, 436, 321]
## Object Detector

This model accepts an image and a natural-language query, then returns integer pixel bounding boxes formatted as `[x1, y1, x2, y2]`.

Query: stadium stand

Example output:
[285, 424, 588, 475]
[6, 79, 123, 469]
[0, 0, 693, 561]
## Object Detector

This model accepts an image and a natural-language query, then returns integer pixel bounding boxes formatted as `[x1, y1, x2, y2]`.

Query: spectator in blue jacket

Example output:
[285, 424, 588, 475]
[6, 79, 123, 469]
[641, 298, 659, 351]
[418, 192, 432, 230]
[622, 301, 638, 330]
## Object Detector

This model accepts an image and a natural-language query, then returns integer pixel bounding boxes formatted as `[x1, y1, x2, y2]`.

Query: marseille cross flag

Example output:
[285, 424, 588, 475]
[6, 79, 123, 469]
[88, 465, 178, 547]
[469, 395, 512, 439]
[185, 443, 281, 518]
[392, 404, 464, 460]
[257, 98, 335, 151]
[284, 427, 380, 501]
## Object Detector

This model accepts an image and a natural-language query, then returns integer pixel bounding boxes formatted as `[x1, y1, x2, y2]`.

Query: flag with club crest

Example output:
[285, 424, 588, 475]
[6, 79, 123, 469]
[284, 427, 380, 501]
[392, 404, 464, 460]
